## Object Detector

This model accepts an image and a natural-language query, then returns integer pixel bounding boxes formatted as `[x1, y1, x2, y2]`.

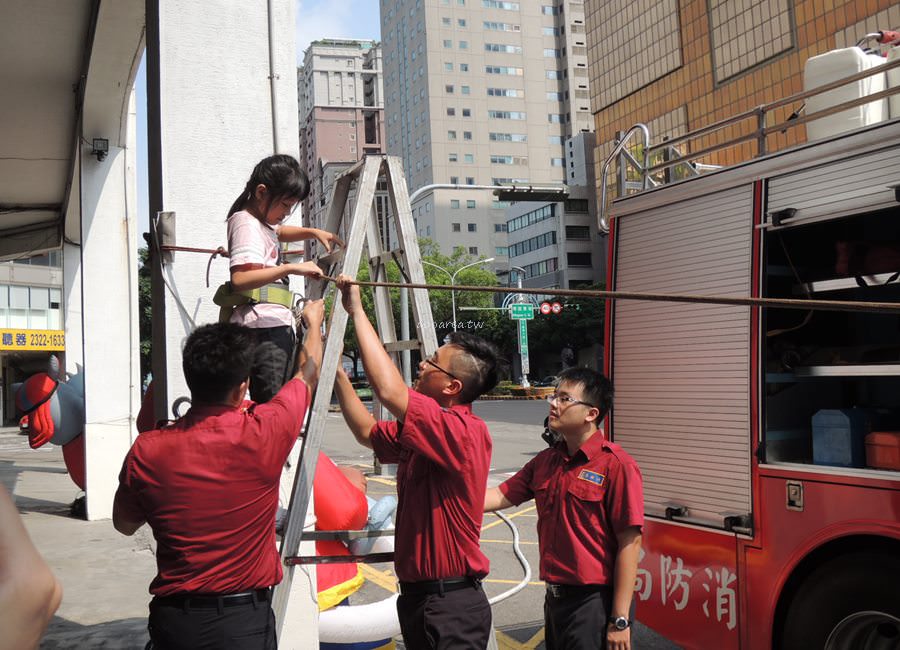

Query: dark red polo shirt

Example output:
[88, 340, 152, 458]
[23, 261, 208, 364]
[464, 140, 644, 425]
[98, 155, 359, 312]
[499, 431, 643, 585]
[369, 388, 492, 582]
[115, 378, 308, 596]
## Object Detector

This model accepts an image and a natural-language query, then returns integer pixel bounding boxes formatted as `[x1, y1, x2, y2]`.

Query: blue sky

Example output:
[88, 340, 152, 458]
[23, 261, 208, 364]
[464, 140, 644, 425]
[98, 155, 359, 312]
[137, 0, 381, 234]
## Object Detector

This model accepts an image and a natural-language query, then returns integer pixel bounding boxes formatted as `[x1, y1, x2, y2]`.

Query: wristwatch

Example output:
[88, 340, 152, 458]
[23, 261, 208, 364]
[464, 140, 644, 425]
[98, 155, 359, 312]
[608, 615, 631, 631]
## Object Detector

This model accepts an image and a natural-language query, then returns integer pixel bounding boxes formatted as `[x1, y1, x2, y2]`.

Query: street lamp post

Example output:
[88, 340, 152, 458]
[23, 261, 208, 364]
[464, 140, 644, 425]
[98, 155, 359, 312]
[423, 257, 495, 332]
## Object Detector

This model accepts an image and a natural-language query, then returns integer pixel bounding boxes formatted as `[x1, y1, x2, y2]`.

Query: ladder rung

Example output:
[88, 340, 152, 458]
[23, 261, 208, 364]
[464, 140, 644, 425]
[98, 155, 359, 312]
[316, 250, 345, 266]
[301, 529, 395, 542]
[285, 552, 395, 566]
[369, 249, 404, 265]
[384, 340, 421, 352]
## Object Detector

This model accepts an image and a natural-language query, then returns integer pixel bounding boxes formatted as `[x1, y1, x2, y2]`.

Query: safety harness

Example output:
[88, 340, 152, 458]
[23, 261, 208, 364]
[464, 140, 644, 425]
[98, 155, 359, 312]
[212, 281, 296, 323]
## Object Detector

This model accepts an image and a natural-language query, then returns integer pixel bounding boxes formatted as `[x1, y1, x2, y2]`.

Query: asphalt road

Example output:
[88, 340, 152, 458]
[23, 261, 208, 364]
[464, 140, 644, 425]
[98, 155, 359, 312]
[320, 399, 680, 649]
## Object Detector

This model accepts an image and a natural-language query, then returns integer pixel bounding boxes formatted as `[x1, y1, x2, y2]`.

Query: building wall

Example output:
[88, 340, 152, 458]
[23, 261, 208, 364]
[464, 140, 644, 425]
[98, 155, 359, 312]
[381, 0, 594, 261]
[586, 0, 900, 196]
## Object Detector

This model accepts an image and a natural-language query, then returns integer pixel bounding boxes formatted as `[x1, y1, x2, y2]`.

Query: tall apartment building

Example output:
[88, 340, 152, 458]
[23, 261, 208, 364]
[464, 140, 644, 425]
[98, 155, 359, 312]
[381, 0, 593, 264]
[506, 131, 604, 290]
[298, 39, 387, 240]
[585, 0, 899, 203]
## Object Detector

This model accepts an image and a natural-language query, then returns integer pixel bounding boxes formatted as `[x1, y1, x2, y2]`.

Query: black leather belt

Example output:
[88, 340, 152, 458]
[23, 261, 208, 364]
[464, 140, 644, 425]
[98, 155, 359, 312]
[399, 577, 481, 596]
[153, 588, 271, 609]
[546, 583, 610, 599]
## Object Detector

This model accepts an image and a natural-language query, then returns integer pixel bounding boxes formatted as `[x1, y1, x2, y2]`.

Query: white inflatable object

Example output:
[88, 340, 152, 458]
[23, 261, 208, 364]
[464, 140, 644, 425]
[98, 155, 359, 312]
[888, 46, 900, 118]
[318, 595, 401, 643]
[804, 46, 886, 140]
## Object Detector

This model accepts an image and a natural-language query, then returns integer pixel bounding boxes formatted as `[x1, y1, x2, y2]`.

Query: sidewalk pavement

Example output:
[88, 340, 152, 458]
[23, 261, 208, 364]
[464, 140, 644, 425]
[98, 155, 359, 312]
[0, 427, 155, 649]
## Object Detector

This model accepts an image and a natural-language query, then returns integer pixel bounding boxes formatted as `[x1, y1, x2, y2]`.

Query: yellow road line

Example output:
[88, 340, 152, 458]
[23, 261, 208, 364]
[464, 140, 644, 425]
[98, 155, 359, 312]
[495, 626, 545, 650]
[367, 476, 397, 487]
[480, 538, 538, 545]
[482, 505, 536, 532]
[484, 578, 545, 586]
[360, 563, 397, 593]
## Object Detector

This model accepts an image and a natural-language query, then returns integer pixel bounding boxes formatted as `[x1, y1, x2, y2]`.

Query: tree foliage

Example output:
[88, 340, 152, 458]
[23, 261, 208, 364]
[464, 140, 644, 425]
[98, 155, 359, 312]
[527, 282, 606, 360]
[138, 247, 152, 383]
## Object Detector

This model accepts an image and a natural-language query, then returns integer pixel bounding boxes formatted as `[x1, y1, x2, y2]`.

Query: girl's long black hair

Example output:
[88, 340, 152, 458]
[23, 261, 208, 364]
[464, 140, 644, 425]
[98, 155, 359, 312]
[226, 154, 310, 219]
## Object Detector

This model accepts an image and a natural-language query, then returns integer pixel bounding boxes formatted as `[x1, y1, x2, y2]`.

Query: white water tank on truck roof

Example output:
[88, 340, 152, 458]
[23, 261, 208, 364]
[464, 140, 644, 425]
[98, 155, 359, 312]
[804, 46, 886, 140]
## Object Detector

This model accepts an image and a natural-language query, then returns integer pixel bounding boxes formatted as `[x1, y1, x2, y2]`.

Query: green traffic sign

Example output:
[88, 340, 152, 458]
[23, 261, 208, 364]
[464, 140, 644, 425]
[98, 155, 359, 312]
[518, 319, 528, 350]
[510, 303, 534, 320]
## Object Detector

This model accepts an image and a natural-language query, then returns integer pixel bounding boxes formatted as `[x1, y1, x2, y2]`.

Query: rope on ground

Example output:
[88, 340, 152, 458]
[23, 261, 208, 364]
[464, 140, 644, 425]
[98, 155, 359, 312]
[487, 511, 532, 606]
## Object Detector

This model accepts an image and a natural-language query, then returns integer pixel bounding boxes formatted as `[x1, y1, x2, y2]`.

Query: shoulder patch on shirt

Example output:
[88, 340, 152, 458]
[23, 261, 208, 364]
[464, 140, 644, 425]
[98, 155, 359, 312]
[578, 469, 605, 486]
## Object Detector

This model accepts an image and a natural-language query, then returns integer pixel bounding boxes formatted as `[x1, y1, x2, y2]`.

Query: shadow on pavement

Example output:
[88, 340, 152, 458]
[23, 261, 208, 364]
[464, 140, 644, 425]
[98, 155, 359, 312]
[41, 616, 149, 650]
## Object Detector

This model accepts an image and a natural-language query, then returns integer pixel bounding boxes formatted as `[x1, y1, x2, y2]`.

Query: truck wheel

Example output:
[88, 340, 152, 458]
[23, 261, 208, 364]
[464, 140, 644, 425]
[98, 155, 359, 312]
[777, 551, 900, 650]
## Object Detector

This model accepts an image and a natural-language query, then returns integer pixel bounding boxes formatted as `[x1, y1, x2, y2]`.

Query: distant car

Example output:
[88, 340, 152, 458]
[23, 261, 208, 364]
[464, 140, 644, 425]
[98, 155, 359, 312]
[19, 415, 29, 435]
[533, 376, 558, 387]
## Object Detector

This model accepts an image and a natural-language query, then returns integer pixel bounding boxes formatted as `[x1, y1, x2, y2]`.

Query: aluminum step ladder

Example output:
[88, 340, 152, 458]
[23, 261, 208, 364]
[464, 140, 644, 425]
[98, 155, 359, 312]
[272, 155, 439, 638]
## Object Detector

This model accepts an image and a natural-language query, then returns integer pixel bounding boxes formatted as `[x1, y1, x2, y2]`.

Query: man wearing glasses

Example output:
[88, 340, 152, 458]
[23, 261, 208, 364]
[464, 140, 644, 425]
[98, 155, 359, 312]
[333, 275, 500, 649]
[484, 368, 643, 650]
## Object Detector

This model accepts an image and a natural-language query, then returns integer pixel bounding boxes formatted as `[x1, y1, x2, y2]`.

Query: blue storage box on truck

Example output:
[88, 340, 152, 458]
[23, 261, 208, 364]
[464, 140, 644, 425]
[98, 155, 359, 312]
[812, 409, 871, 468]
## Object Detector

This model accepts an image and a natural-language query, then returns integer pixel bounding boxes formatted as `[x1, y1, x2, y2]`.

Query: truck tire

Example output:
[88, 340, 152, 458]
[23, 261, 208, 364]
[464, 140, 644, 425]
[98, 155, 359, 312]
[777, 551, 900, 650]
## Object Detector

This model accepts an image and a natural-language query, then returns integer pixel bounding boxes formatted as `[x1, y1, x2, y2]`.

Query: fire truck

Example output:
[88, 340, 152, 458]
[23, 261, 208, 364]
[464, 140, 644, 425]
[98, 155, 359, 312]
[602, 55, 900, 649]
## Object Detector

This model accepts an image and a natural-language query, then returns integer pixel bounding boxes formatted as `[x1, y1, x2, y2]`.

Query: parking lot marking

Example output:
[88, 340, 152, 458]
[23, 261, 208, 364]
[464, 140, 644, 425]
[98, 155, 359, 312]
[482, 505, 536, 532]
[360, 564, 398, 593]
[495, 626, 545, 649]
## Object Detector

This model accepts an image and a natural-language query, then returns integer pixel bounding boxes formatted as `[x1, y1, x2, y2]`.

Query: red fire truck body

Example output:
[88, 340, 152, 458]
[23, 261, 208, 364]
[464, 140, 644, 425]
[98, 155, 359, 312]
[604, 121, 900, 649]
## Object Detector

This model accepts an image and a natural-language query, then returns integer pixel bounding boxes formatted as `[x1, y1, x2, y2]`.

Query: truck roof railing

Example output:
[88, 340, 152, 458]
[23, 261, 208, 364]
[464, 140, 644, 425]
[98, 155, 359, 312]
[599, 54, 900, 233]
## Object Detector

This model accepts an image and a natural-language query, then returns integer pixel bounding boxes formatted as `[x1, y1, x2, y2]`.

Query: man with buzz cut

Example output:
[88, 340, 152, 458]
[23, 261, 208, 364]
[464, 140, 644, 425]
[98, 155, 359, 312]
[333, 274, 500, 649]
[485, 367, 644, 650]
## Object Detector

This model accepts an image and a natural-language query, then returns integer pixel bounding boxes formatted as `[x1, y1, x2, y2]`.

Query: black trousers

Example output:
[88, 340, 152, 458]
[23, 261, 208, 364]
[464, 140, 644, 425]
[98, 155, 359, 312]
[544, 584, 630, 650]
[148, 594, 277, 650]
[396, 583, 492, 649]
[249, 326, 295, 403]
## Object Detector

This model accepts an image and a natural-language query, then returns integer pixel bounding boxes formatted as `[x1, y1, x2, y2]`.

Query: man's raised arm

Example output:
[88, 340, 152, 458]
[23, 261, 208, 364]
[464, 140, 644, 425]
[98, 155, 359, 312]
[335, 275, 409, 420]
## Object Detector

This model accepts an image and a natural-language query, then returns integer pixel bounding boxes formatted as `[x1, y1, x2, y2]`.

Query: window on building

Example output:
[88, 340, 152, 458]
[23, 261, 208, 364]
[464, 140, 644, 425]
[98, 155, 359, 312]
[442, 17, 451, 26]
[469, 246, 479, 254]
[551, 157, 564, 166]
[464, 153, 474, 163]
[451, 199, 461, 208]
[460, 63, 469, 72]
[450, 176, 459, 184]
[461, 85, 470, 94]
[548, 114, 564, 123]
[466, 176, 475, 185]
[462, 108, 471, 117]
[447, 107, 456, 116]
[449, 153, 458, 161]
[445, 62, 453, 71]
[496, 246, 509, 256]
[458, 18, 466, 26]
[452, 222, 461, 232]
[443, 39, 452, 48]
[566, 225, 590, 239]
[567, 252, 592, 267]
[463, 131, 473, 140]
[544, 49, 561, 58]
[494, 223, 508, 232]
[459, 41, 468, 49]
[448, 130, 457, 140]
[467, 200, 476, 209]
[446, 84, 455, 93]
[468, 223, 477, 232]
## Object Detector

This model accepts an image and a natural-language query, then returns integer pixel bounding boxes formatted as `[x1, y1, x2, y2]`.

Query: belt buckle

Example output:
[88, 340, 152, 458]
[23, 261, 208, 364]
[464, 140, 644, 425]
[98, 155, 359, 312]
[547, 584, 562, 598]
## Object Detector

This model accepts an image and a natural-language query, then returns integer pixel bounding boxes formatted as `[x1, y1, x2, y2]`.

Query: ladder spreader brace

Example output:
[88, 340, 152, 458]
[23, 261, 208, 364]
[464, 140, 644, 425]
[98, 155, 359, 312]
[272, 155, 439, 636]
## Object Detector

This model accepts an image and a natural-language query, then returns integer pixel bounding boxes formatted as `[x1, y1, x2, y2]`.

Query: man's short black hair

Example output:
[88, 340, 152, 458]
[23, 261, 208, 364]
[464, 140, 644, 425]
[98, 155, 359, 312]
[446, 332, 501, 404]
[557, 367, 613, 419]
[182, 323, 257, 404]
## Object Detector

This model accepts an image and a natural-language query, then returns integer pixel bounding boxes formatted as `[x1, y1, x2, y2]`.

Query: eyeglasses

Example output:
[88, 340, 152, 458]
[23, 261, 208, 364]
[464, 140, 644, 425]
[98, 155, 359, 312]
[546, 392, 596, 409]
[423, 357, 461, 383]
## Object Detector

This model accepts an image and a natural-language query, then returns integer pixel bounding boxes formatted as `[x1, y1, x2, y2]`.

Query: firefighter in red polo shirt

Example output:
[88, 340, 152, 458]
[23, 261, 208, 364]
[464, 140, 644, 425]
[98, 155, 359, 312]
[485, 368, 644, 650]
[333, 275, 500, 649]
[112, 301, 325, 650]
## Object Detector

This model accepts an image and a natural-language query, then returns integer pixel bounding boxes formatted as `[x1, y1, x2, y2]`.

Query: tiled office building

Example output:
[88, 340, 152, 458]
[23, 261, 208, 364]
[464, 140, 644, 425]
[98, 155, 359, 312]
[586, 0, 900, 203]
[380, 0, 593, 262]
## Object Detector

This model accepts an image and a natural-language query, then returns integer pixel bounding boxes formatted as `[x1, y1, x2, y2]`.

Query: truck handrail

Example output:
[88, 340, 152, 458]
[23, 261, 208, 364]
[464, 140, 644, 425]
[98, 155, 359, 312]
[599, 55, 900, 232]
[598, 123, 650, 232]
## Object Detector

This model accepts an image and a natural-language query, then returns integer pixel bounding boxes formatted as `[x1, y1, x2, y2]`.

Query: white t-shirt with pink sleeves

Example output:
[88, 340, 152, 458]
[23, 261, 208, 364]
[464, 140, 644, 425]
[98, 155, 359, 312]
[226, 210, 294, 329]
